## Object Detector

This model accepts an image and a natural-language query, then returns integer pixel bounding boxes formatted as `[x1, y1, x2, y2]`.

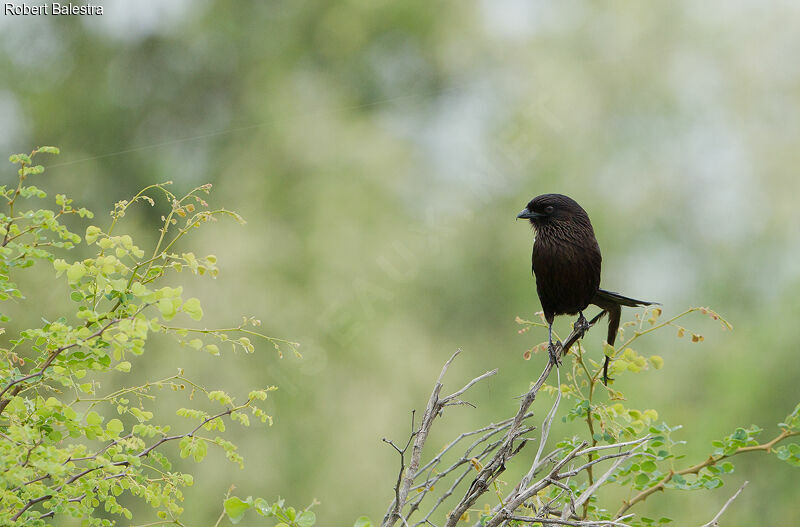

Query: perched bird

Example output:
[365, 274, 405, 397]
[517, 193, 657, 384]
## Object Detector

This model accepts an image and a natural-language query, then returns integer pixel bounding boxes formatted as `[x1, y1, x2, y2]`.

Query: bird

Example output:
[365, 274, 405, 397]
[517, 193, 657, 384]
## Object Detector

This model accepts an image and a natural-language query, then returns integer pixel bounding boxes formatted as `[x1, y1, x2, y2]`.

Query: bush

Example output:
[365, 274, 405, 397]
[0, 147, 298, 526]
[377, 308, 800, 527]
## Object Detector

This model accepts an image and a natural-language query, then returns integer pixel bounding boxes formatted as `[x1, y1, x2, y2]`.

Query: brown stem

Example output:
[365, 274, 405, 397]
[0, 306, 150, 416]
[615, 429, 799, 518]
[583, 410, 596, 519]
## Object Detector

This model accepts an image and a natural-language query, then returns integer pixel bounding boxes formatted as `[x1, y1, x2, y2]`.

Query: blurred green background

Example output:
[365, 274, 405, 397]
[2, 1, 799, 525]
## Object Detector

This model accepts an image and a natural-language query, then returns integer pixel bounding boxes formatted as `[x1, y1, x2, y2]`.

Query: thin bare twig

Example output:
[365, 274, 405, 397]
[508, 516, 634, 527]
[448, 314, 606, 527]
[699, 481, 749, 527]
[381, 349, 498, 527]
[383, 312, 649, 527]
[565, 445, 645, 520]
[524, 367, 563, 488]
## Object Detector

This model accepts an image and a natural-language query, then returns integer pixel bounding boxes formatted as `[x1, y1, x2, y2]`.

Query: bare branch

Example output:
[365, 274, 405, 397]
[446, 314, 606, 527]
[575, 436, 652, 458]
[508, 516, 634, 527]
[381, 349, 499, 527]
[523, 367, 563, 489]
[565, 447, 643, 520]
[440, 368, 498, 405]
[380, 309, 774, 527]
[699, 481, 749, 527]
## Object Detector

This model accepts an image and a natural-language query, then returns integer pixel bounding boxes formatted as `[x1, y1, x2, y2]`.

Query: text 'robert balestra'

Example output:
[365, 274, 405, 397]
[4, 3, 104, 15]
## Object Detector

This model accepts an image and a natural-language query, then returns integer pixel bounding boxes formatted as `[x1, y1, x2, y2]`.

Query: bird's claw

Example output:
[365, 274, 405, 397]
[574, 314, 590, 337]
[548, 341, 562, 366]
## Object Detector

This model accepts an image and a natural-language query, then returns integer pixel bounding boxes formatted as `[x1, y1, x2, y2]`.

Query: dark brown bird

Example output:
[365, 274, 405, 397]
[517, 193, 657, 384]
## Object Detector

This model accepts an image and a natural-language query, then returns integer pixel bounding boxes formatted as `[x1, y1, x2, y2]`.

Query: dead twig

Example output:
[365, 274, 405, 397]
[699, 481, 749, 527]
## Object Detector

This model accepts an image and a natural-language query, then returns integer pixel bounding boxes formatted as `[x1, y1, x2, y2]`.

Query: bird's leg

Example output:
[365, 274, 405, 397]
[547, 321, 561, 366]
[603, 357, 612, 386]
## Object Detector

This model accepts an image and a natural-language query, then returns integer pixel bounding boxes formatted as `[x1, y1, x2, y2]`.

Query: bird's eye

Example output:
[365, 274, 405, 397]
[544, 205, 554, 214]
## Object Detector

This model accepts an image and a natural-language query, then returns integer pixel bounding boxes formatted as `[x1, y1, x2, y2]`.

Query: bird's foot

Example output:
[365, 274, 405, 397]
[574, 313, 590, 338]
[548, 340, 562, 366]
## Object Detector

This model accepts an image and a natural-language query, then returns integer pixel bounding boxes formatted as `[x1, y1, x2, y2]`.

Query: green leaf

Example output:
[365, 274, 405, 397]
[239, 336, 254, 353]
[193, 438, 208, 462]
[640, 460, 657, 472]
[130, 407, 153, 422]
[249, 390, 268, 401]
[158, 298, 177, 320]
[224, 496, 252, 524]
[649, 355, 664, 369]
[179, 436, 192, 458]
[183, 297, 203, 320]
[253, 497, 270, 515]
[131, 281, 148, 297]
[85, 225, 102, 244]
[67, 262, 86, 283]
[671, 474, 687, 488]
[86, 410, 103, 425]
[208, 390, 232, 405]
[63, 406, 77, 420]
[53, 258, 69, 274]
[297, 511, 316, 527]
[106, 419, 124, 437]
[353, 517, 373, 527]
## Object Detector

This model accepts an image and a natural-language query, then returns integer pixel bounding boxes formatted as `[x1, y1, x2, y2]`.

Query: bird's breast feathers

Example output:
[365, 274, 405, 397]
[531, 230, 601, 314]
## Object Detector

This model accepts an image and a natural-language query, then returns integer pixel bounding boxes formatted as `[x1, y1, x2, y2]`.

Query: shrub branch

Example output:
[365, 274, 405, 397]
[614, 429, 799, 518]
[12, 401, 252, 521]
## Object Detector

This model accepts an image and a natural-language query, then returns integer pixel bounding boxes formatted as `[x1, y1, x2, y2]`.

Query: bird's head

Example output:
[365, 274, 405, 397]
[516, 194, 591, 229]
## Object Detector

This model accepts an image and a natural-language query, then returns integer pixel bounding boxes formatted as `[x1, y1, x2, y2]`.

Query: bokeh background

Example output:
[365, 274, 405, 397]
[2, 1, 799, 525]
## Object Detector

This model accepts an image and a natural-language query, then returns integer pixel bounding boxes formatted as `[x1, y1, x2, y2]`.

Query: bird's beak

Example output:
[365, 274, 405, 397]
[516, 208, 543, 220]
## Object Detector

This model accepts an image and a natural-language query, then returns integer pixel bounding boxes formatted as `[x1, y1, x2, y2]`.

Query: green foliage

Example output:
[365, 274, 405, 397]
[0, 148, 298, 525]
[501, 307, 800, 526]
[223, 494, 318, 526]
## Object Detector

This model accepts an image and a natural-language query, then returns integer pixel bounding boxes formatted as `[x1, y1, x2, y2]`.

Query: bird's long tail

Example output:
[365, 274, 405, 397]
[591, 289, 659, 385]
[593, 288, 658, 308]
